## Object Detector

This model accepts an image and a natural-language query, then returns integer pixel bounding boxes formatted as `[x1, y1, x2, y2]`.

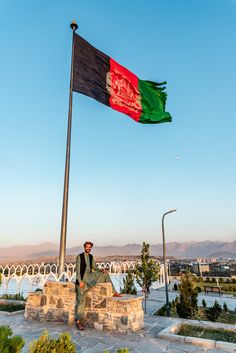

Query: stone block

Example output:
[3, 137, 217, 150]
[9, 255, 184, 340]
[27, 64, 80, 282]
[26, 292, 42, 307]
[216, 341, 236, 352]
[158, 332, 185, 343]
[56, 298, 64, 309]
[85, 296, 92, 309]
[24, 306, 43, 320]
[40, 294, 47, 306]
[88, 283, 113, 298]
[49, 296, 56, 306]
[184, 336, 216, 348]
[94, 322, 104, 331]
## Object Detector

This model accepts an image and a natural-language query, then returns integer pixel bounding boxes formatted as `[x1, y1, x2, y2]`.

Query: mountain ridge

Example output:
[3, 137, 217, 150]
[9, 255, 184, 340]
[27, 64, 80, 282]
[0, 240, 235, 261]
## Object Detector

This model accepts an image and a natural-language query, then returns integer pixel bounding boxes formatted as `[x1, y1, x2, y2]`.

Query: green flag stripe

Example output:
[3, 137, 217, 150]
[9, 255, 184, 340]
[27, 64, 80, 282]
[138, 79, 172, 124]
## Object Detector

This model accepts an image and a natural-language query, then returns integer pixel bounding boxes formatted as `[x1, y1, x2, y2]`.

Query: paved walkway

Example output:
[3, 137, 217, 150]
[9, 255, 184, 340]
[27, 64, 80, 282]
[1, 311, 232, 353]
[1, 288, 235, 353]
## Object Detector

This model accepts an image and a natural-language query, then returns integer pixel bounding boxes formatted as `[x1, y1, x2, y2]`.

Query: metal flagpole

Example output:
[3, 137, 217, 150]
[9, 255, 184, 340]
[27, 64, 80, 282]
[58, 21, 78, 276]
[162, 209, 177, 317]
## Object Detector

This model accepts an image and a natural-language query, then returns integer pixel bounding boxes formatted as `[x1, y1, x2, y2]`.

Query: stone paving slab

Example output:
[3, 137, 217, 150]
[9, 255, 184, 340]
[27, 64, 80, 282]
[0, 312, 232, 353]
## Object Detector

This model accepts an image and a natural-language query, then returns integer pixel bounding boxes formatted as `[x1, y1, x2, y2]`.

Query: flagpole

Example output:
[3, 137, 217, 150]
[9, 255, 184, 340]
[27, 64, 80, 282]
[58, 20, 78, 276]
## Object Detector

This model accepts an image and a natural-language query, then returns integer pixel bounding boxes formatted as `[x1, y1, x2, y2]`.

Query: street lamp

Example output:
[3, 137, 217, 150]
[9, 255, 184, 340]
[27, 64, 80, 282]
[162, 209, 177, 317]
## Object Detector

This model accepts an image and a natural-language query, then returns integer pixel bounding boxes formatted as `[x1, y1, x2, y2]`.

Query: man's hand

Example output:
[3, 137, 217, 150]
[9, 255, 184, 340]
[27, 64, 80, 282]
[79, 281, 85, 289]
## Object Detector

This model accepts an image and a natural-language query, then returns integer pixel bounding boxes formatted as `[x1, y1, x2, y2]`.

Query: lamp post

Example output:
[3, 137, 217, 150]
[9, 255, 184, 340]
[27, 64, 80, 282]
[162, 209, 177, 317]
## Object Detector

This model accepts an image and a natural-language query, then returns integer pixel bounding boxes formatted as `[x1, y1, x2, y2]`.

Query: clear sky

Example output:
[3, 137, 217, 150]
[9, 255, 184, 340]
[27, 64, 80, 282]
[1, 0, 236, 248]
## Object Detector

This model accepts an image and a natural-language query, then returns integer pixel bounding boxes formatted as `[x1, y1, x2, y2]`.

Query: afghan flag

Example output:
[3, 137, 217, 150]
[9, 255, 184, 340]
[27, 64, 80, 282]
[72, 33, 172, 124]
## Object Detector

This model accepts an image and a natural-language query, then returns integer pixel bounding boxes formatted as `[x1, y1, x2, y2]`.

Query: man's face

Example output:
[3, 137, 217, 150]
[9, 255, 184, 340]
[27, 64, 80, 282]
[84, 244, 92, 253]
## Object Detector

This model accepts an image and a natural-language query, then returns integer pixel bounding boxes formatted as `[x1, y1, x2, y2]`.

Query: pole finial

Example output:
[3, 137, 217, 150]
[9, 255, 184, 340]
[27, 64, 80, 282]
[70, 20, 78, 31]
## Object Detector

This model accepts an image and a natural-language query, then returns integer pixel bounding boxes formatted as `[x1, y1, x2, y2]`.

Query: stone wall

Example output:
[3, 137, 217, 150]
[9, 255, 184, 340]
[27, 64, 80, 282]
[25, 281, 144, 333]
[83, 283, 144, 332]
[25, 281, 76, 324]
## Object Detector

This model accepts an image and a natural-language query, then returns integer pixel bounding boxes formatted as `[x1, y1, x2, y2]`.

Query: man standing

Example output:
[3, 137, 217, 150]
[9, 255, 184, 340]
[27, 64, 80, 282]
[75, 241, 121, 330]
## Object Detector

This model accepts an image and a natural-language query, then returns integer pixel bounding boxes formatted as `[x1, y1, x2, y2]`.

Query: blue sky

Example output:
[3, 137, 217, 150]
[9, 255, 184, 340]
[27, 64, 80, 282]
[1, 0, 236, 247]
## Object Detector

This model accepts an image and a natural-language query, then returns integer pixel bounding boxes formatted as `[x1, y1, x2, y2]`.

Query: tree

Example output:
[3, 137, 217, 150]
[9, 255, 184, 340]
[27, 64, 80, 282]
[202, 298, 207, 308]
[134, 242, 160, 313]
[176, 272, 198, 319]
[0, 325, 24, 353]
[121, 270, 137, 295]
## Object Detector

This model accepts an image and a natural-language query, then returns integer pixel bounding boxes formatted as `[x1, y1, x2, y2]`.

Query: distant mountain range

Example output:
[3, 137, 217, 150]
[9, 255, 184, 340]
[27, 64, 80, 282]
[0, 240, 236, 261]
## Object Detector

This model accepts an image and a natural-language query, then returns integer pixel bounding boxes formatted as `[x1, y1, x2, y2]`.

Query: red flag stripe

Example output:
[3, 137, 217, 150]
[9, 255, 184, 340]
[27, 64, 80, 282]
[108, 58, 142, 122]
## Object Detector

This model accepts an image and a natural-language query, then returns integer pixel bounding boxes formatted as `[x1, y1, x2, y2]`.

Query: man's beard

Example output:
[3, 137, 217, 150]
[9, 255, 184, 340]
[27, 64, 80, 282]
[85, 249, 91, 253]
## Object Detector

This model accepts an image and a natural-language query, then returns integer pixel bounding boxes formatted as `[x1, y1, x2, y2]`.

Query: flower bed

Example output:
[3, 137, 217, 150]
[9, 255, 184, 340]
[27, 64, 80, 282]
[178, 323, 236, 343]
[158, 320, 236, 351]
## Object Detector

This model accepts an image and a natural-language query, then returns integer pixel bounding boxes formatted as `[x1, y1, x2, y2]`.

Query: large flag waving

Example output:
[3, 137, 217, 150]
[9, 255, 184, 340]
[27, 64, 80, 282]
[72, 33, 172, 124]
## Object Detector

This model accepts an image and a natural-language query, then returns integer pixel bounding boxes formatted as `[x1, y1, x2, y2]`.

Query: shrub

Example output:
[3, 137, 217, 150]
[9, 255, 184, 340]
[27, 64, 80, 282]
[174, 296, 179, 305]
[0, 303, 25, 312]
[0, 325, 24, 353]
[29, 331, 76, 353]
[191, 307, 207, 321]
[223, 302, 228, 312]
[224, 285, 229, 292]
[121, 270, 137, 295]
[206, 300, 222, 322]
[0, 293, 25, 301]
[157, 304, 167, 316]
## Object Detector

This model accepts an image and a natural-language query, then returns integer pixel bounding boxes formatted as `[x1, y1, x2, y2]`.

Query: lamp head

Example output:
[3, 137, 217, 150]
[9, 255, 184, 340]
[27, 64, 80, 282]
[70, 20, 78, 31]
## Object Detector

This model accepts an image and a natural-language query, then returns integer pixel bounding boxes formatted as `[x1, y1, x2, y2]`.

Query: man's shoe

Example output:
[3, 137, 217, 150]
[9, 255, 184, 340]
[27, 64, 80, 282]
[113, 292, 122, 297]
[76, 320, 85, 330]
